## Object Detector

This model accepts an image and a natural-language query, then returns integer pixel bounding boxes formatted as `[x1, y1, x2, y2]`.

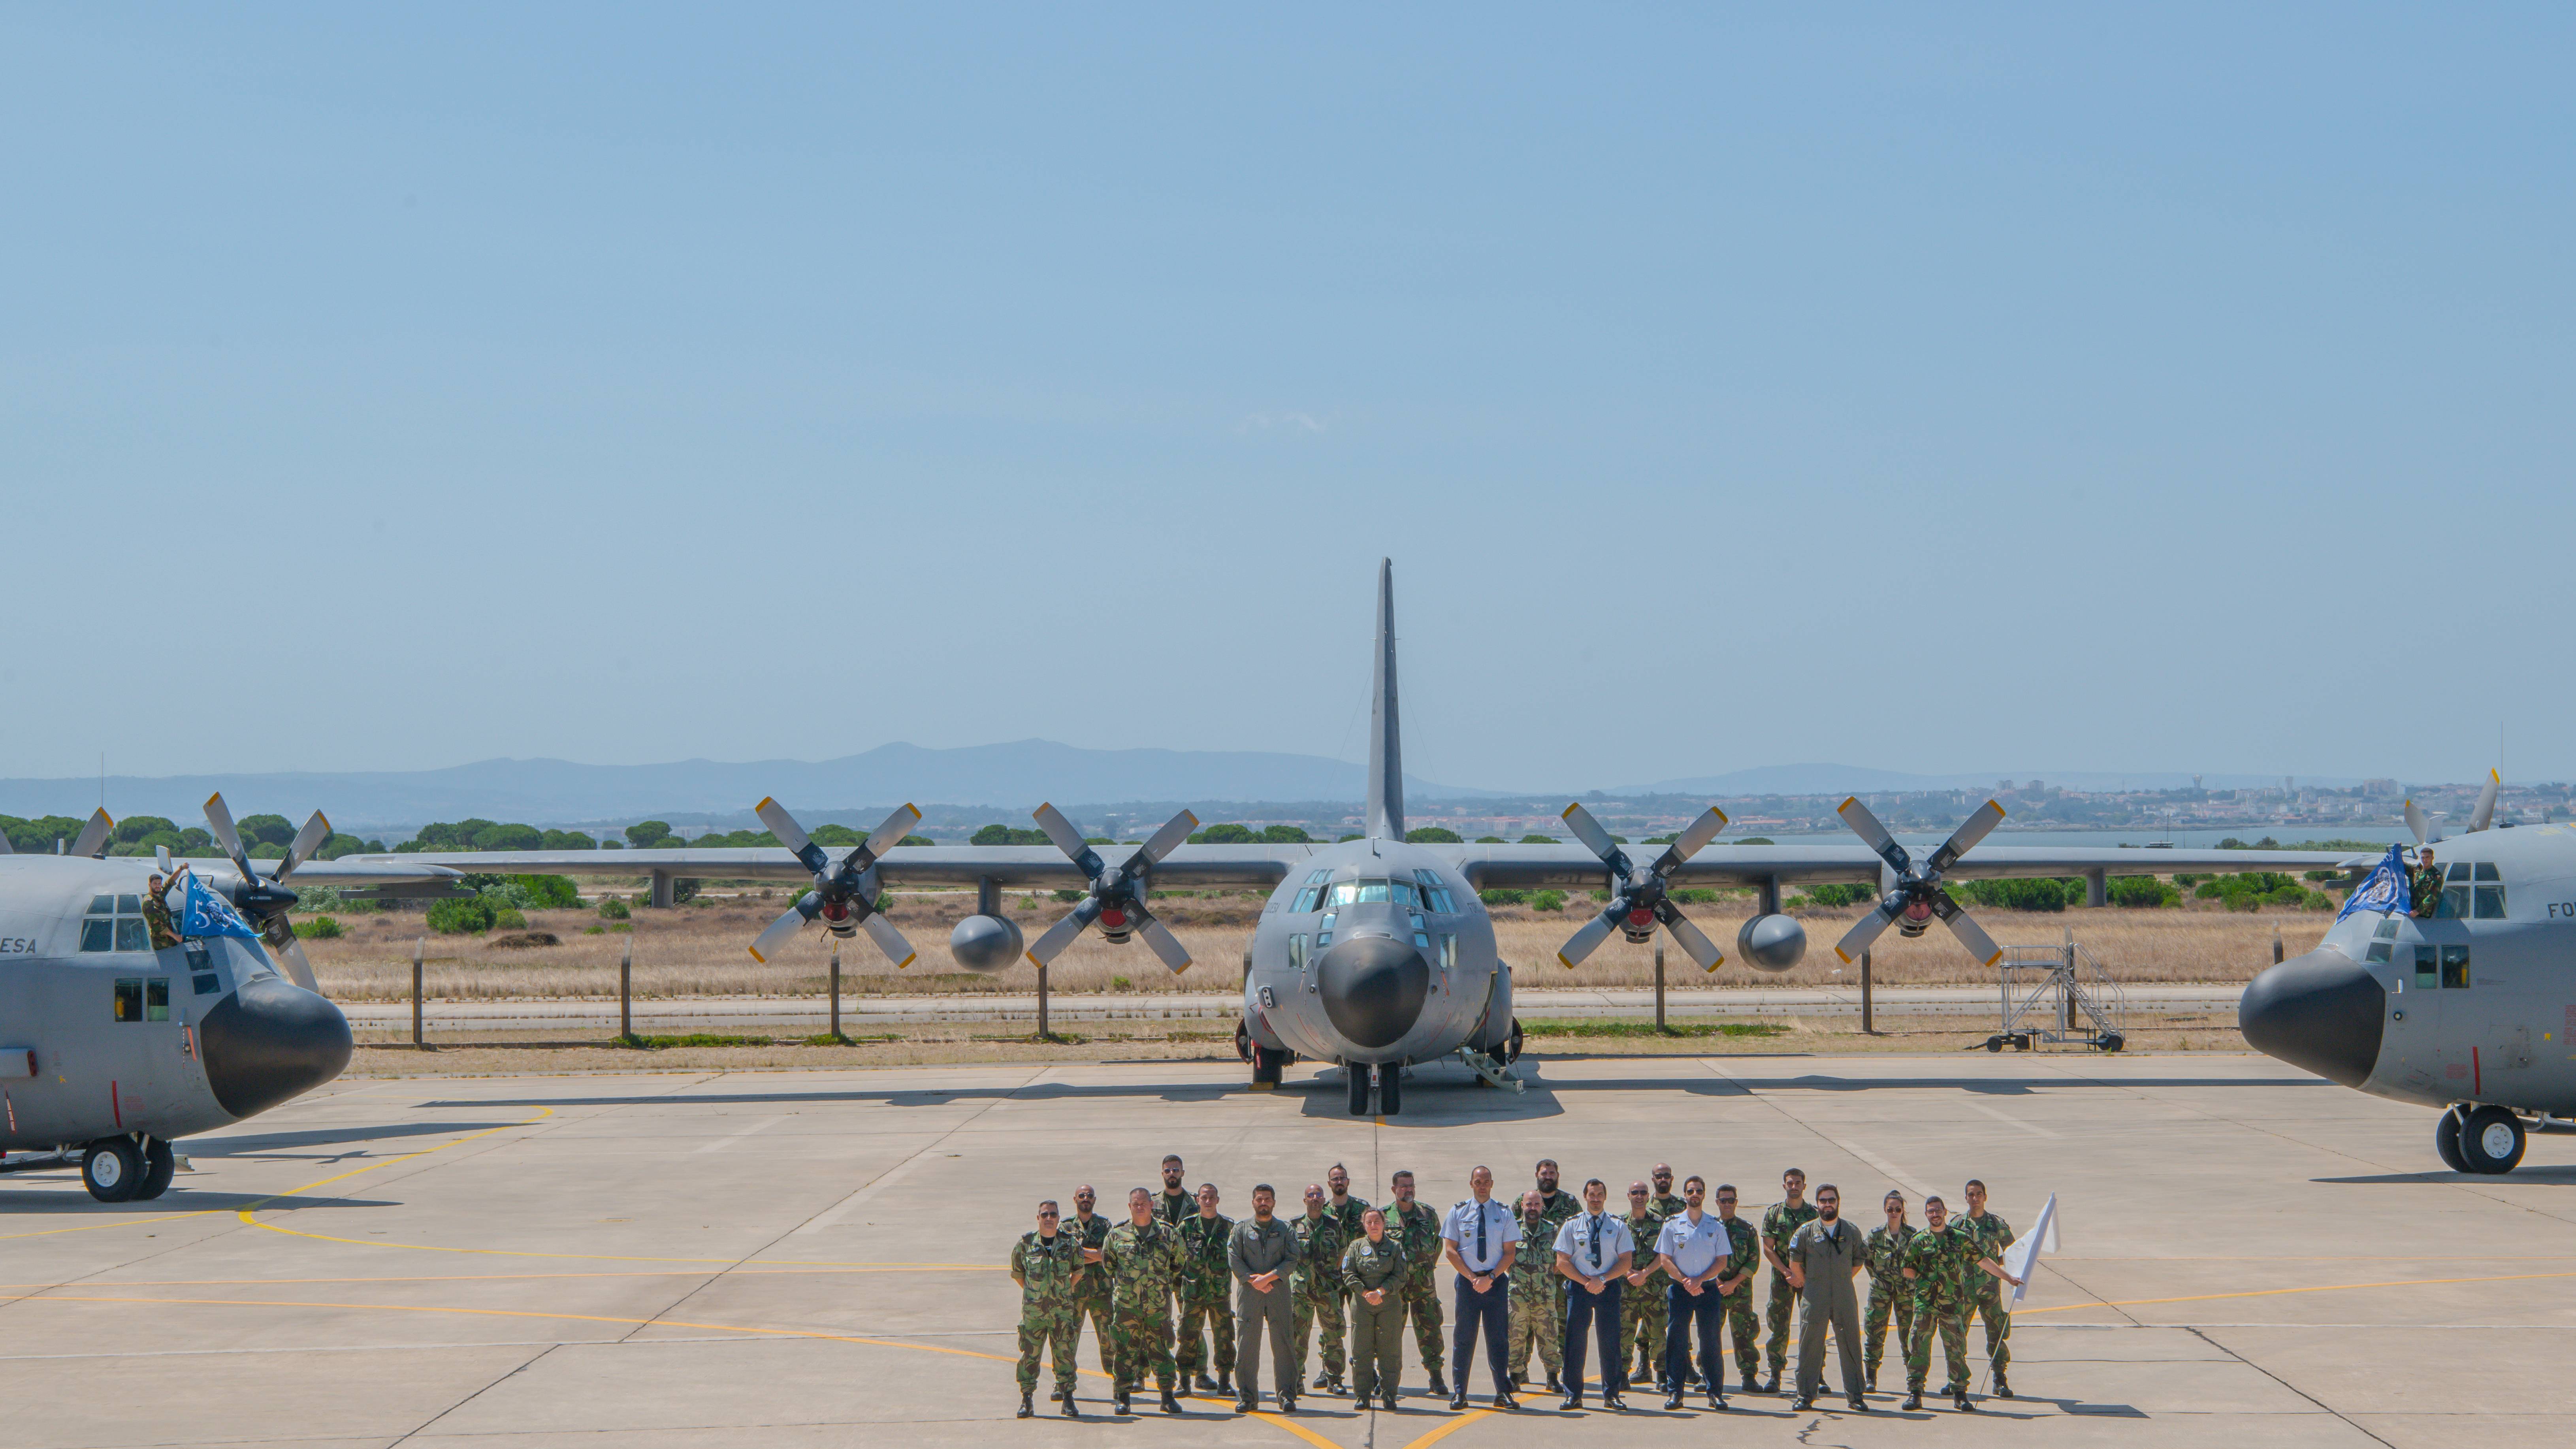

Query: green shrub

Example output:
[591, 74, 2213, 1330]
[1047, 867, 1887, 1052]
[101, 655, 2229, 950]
[1479, 889, 1529, 906]
[1192, 823, 1256, 844]
[1053, 888, 1083, 903]
[1518, 835, 1557, 844]
[1955, 878, 2068, 912]
[293, 916, 342, 939]
[1476, 835, 1506, 844]
[427, 898, 496, 934]
[1110, 975, 1132, 990]
[1797, 883, 1880, 909]
[1672, 888, 1717, 904]
[494, 906, 528, 930]
[508, 874, 582, 910]
[598, 897, 631, 920]
[2301, 890, 2334, 910]
[584, 924, 606, 935]
[1262, 825, 1315, 843]
[1405, 826, 1464, 844]
[2109, 876, 2179, 908]
[973, 824, 1053, 846]
[1735, 837, 1774, 845]
[626, 820, 673, 848]
[1531, 889, 1567, 912]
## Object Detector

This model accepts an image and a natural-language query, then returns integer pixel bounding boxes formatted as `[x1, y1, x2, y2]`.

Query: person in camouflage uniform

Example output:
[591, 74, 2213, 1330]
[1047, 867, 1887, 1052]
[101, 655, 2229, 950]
[1387, 1168, 1449, 1394]
[1713, 1184, 1763, 1392]
[1619, 1181, 1671, 1392]
[1155, 1155, 1193, 1226]
[1861, 1189, 1918, 1391]
[1505, 1190, 1562, 1392]
[1173, 1182, 1237, 1393]
[1898, 1196, 2019, 1412]
[1068, 1185, 1117, 1378]
[1104, 1187, 1185, 1415]
[1758, 1168, 1819, 1391]
[1957, 1180, 2018, 1397]
[1010, 1200, 1085, 1418]
[1289, 1183, 1348, 1392]
[1649, 1163, 1686, 1220]
[2411, 847, 2443, 918]
[1525, 1159, 1580, 1383]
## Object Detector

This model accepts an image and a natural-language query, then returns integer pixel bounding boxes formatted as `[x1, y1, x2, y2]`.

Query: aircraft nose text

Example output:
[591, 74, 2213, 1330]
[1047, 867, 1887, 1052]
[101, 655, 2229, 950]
[199, 975, 354, 1119]
[1317, 935, 1430, 1051]
[2239, 948, 2385, 1087]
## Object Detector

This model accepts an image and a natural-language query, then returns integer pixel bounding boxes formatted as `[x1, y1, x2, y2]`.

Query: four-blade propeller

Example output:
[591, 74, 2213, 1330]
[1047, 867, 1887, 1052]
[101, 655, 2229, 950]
[1554, 802, 1730, 972]
[1025, 805, 1198, 974]
[1831, 795, 2007, 968]
[745, 799, 923, 969]
[203, 792, 335, 992]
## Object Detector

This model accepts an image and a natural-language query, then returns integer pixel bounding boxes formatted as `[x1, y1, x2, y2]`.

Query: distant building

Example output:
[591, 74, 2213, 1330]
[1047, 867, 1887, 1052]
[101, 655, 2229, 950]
[2363, 778, 2401, 798]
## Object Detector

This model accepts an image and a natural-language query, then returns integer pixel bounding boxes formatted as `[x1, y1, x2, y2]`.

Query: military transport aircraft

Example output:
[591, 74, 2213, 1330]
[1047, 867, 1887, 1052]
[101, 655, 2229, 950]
[399, 560, 2361, 1117]
[2242, 772, 2574, 1174]
[0, 797, 459, 1200]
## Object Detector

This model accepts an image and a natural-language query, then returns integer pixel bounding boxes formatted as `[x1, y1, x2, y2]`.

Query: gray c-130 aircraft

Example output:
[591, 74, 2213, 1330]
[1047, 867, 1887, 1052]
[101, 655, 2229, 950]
[403, 561, 2364, 1117]
[0, 797, 459, 1200]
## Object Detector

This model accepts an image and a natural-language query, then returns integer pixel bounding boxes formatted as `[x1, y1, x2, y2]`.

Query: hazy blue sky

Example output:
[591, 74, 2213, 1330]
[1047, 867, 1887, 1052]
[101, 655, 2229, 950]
[5, 6, 2570, 790]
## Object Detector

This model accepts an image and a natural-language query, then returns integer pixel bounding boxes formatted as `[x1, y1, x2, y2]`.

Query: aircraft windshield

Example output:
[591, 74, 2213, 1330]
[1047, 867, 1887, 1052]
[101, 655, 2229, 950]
[1326, 879, 1417, 908]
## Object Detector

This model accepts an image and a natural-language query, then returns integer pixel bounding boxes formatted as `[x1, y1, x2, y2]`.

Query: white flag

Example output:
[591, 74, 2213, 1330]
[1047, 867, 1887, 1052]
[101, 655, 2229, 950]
[2002, 1193, 2058, 1306]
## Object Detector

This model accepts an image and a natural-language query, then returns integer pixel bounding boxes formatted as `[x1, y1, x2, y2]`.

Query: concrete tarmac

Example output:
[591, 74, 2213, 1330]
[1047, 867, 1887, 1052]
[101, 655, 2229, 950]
[2, 1051, 2568, 1447]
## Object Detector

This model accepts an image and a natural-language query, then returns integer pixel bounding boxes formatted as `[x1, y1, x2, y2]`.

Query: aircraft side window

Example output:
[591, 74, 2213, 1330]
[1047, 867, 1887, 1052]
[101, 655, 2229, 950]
[1409, 911, 1431, 950]
[81, 894, 152, 952]
[1293, 887, 1321, 912]
[2365, 940, 2392, 964]
[146, 978, 169, 1022]
[2441, 945, 2471, 989]
[1353, 880, 1392, 904]
[2373, 918, 2400, 940]
[113, 977, 142, 1022]
[1288, 934, 1308, 971]
[2438, 883, 2469, 920]
[2470, 862, 2505, 919]
[1392, 880, 1419, 909]
[1413, 870, 1457, 913]
[1439, 934, 1457, 971]
[2412, 946, 2438, 990]
[1318, 912, 1335, 948]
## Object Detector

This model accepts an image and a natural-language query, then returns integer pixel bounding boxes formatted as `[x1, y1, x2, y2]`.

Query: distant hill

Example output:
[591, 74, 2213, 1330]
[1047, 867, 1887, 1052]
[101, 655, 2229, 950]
[1622, 764, 2365, 796]
[0, 740, 1502, 833]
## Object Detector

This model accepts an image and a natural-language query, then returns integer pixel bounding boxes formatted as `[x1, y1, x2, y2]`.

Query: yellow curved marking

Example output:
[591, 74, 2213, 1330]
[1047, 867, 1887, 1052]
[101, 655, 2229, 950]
[0, 1106, 556, 1243]
[2019, 1266, 2576, 1315]
[3, 1292, 1337, 1445]
[1402, 1407, 1494, 1447]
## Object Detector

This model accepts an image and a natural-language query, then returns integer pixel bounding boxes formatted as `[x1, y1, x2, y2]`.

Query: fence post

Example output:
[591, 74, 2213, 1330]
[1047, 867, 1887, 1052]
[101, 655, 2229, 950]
[2064, 925, 2078, 1031]
[411, 936, 424, 1048]
[1860, 948, 1874, 1035]
[620, 937, 633, 1041]
[1038, 961, 1051, 1042]
[829, 939, 842, 1041]
[1654, 942, 1666, 1033]
[2273, 925, 2284, 965]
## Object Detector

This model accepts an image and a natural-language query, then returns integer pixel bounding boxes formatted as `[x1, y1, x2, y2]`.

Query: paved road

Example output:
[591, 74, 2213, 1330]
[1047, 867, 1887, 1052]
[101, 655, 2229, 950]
[338, 984, 2246, 1033]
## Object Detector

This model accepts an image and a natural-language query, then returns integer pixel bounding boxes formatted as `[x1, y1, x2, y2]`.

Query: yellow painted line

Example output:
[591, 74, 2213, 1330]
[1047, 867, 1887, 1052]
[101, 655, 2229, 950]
[1403, 1407, 1495, 1447]
[2021, 1267, 2576, 1316]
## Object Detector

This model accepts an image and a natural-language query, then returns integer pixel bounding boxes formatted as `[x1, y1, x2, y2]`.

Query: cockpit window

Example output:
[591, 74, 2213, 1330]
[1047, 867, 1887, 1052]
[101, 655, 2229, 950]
[82, 894, 151, 953]
[1412, 870, 1458, 914]
[1326, 879, 1411, 908]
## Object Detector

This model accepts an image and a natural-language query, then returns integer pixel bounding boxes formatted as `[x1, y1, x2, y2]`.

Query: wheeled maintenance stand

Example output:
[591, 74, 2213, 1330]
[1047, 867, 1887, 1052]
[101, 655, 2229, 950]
[1988, 929, 2127, 1052]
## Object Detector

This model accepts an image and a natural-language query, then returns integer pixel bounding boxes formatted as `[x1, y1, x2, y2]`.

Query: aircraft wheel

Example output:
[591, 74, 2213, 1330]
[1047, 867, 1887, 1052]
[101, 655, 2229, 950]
[82, 1138, 144, 1203]
[1378, 1065, 1402, 1116]
[2435, 1108, 2469, 1172]
[1502, 1018, 1525, 1065]
[2458, 1105, 2526, 1174]
[137, 1140, 176, 1200]
[1346, 1063, 1371, 1116]
[1252, 1046, 1288, 1086]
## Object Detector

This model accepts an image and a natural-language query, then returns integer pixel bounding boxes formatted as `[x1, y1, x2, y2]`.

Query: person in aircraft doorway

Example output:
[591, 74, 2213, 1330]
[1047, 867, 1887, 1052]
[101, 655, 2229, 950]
[143, 863, 196, 951]
[2410, 847, 2444, 920]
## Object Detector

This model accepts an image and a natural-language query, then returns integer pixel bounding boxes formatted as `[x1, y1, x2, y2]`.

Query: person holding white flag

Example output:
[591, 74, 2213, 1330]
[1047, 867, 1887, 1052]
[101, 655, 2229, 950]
[1956, 1181, 2018, 1398]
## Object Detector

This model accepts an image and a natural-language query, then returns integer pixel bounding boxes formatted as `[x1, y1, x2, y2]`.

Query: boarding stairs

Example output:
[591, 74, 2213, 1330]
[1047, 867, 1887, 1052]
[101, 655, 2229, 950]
[1988, 931, 2128, 1052]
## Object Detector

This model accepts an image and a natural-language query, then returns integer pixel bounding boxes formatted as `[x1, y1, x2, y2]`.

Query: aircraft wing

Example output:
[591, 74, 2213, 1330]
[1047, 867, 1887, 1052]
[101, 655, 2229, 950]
[173, 857, 466, 888]
[346, 844, 1325, 891]
[1448, 843, 2375, 891]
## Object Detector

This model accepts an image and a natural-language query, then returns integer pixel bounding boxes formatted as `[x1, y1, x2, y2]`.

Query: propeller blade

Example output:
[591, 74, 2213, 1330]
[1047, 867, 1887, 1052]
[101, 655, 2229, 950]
[1836, 797, 1913, 878]
[1649, 806, 1729, 876]
[854, 803, 924, 869]
[1136, 912, 1192, 974]
[1657, 905, 1726, 972]
[755, 797, 832, 874]
[268, 924, 322, 993]
[203, 793, 260, 882]
[1031, 802, 1091, 861]
[860, 912, 918, 970]
[1560, 802, 1621, 865]
[746, 898, 816, 964]
[1027, 897, 1105, 966]
[277, 810, 332, 882]
[1923, 799, 2007, 876]
[70, 808, 114, 861]
[1833, 902, 1899, 964]
[1555, 906, 1621, 970]
[1133, 809, 1200, 868]
[2470, 770, 2501, 833]
[1928, 890, 2003, 967]
[155, 844, 172, 873]
[2404, 799, 2431, 846]
[0, 830, 11, 854]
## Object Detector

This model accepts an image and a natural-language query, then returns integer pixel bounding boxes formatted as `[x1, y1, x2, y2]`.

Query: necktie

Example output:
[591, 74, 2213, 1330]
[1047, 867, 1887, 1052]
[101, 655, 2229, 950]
[1474, 1204, 1487, 1264]
[1587, 1213, 1603, 1270]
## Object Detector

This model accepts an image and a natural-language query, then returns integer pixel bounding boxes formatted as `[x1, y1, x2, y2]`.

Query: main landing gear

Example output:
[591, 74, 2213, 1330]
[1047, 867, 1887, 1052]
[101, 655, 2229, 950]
[81, 1135, 176, 1203]
[1344, 1062, 1403, 1117]
[2439, 1104, 2527, 1174]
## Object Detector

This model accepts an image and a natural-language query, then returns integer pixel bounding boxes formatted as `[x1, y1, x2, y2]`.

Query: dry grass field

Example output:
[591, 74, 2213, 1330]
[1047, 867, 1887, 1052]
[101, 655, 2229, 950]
[302, 887, 2326, 1001]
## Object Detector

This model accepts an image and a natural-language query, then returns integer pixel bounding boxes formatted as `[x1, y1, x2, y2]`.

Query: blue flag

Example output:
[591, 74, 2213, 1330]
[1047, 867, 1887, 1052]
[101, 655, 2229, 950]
[182, 874, 262, 940]
[2335, 845, 2411, 922]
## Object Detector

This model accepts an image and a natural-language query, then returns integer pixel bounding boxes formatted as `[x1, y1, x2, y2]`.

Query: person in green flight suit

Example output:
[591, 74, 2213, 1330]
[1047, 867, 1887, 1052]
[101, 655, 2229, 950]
[1343, 1208, 1410, 1409]
[1860, 1189, 1918, 1392]
[1009, 1199, 1085, 1419]
[1758, 1167, 1819, 1392]
[1103, 1187, 1185, 1415]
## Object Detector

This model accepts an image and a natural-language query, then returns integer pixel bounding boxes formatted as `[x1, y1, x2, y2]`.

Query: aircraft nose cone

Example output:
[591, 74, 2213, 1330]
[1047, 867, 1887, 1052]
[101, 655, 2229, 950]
[198, 975, 353, 1119]
[2239, 948, 2386, 1087]
[1317, 935, 1430, 1050]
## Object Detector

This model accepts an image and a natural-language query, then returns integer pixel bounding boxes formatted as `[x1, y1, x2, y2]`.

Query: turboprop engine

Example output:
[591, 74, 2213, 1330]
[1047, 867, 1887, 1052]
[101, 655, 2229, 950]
[1735, 914, 1808, 972]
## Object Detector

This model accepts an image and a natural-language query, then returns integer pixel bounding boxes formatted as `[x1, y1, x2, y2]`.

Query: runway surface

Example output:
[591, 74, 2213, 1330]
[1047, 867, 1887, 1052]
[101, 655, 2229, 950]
[3, 1051, 2568, 1447]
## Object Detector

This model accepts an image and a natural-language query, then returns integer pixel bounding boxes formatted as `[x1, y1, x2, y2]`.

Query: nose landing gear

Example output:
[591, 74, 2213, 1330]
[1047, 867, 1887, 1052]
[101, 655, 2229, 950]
[1342, 1062, 1404, 1117]
[2441, 1104, 2527, 1174]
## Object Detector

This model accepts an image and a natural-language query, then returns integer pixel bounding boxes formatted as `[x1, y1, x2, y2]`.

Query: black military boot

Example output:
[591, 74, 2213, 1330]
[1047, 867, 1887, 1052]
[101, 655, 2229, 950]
[1902, 1389, 1923, 1411]
[1427, 1369, 1449, 1397]
[1160, 1387, 1183, 1414]
[1018, 1390, 1034, 1419]
[1312, 1370, 1332, 1392]
[1196, 1371, 1221, 1393]
[1545, 1371, 1563, 1394]
[1059, 1387, 1080, 1418]
[1761, 1369, 1780, 1394]
[1214, 1372, 1233, 1398]
[1954, 1388, 1977, 1412]
[1113, 1389, 1130, 1415]
[1994, 1372, 2013, 1399]
[1664, 1386, 1684, 1411]
[1740, 1370, 1758, 1395]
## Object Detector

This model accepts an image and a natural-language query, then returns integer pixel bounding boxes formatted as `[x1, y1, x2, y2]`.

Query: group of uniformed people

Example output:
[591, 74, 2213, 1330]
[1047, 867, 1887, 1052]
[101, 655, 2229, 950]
[1007, 1153, 2024, 1420]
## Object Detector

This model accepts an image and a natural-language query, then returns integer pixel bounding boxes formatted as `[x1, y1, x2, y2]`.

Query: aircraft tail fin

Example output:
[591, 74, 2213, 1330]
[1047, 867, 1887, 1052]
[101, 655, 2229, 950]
[1365, 558, 1405, 841]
